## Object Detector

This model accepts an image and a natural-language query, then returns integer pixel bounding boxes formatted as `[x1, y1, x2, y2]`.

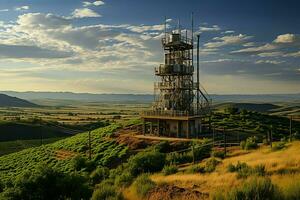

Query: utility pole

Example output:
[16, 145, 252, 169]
[223, 127, 227, 156]
[290, 116, 293, 142]
[212, 127, 215, 147]
[270, 125, 273, 148]
[88, 131, 91, 160]
[192, 143, 195, 164]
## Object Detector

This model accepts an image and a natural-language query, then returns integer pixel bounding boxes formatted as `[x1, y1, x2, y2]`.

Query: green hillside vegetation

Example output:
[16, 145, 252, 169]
[0, 137, 65, 156]
[211, 109, 300, 141]
[0, 94, 37, 107]
[0, 109, 299, 199]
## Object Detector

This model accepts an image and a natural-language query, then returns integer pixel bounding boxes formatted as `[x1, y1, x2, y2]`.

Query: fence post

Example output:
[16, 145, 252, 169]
[223, 127, 227, 156]
[88, 131, 91, 160]
[290, 116, 292, 142]
[192, 143, 195, 164]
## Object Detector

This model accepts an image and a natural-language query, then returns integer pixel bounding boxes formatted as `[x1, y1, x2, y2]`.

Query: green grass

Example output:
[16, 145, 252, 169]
[0, 137, 65, 156]
[0, 119, 141, 183]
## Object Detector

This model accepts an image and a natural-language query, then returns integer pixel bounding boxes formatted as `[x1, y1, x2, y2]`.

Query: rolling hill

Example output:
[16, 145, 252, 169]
[0, 93, 37, 107]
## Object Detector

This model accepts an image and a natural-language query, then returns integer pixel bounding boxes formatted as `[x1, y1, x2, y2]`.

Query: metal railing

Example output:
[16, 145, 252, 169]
[162, 33, 193, 46]
[155, 64, 194, 75]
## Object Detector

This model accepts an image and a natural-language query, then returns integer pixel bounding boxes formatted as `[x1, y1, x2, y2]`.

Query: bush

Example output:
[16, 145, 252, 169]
[90, 167, 109, 185]
[186, 164, 205, 174]
[1, 166, 91, 200]
[114, 171, 134, 187]
[154, 141, 171, 153]
[240, 136, 258, 150]
[92, 182, 123, 200]
[211, 151, 226, 159]
[72, 156, 95, 172]
[228, 177, 281, 200]
[162, 165, 178, 176]
[166, 152, 193, 165]
[204, 158, 221, 173]
[128, 151, 166, 176]
[272, 141, 286, 151]
[227, 162, 266, 179]
[213, 177, 281, 200]
[281, 179, 300, 200]
[134, 174, 156, 198]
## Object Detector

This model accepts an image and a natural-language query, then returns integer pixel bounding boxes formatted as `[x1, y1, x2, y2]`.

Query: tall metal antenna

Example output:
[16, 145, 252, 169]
[197, 34, 200, 113]
[164, 16, 167, 39]
[178, 18, 181, 34]
[191, 12, 194, 67]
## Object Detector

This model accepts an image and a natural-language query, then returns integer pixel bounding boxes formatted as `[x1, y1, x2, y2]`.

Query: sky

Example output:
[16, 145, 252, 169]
[0, 0, 299, 94]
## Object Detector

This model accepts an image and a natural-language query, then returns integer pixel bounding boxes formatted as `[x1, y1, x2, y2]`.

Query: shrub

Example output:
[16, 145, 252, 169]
[281, 179, 300, 200]
[204, 158, 221, 173]
[227, 163, 236, 172]
[1, 166, 91, 200]
[134, 174, 156, 198]
[90, 167, 109, 185]
[272, 141, 286, 151]
[186, 164, 205, 174]
[166, 152, 193, 165]
[211, 151, 226, 159]
[128, 151, 166, 176]
[92, 182, 123, 200]
[228, 177, 281, 200]
[114, 171, 134, 187]
[72, 156, 95, 172]
[227, 162, 265, 179]
[213, 177, 281, 200]
[162, 165, 178, 176]
[240, 136, 258, 150]
[154, 141, 171, 153]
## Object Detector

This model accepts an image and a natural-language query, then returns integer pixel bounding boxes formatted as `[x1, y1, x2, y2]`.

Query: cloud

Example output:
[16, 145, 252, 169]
[15, 6, 29, 11]
[257, 51, 284, 57]
[166, 18, 172, 23]
[0, 44, 73, 59]
[231, 43, 277, 53]
[71, 8, 101, 18]
[199, 25, 221, 32]
[17, 13, 71, 29]
[284, 51, 300, 58]
[204, 34, 252, 48]
[274, 33, 300, 44]
[222, 30, 235, 34]
[83, 1, 105, 7]
[255, 60, 283, 65]
[0, 9, 9, 12]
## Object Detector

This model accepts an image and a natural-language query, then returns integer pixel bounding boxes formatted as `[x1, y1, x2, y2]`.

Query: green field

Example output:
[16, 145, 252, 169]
[0, 137, 65, 156]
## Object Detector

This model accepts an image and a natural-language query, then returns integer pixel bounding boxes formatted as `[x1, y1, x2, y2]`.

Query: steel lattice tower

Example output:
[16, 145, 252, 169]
[141, 16, 211, 138]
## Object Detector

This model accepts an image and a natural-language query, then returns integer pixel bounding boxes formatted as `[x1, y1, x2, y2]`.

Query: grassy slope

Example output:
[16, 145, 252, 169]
[0, 121, 70, 141]
[0, 137, 65, 156]
[151, 141, 300, 198]
[0, 119, 140, 182]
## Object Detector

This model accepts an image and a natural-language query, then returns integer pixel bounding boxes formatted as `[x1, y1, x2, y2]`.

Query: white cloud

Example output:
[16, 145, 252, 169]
[258, 51, 283, 57]
[255, 60, 283, 65]
[0, 9, 9, 12]
[274, 33, 300, 44]
[71, 8, 101, 18]
[204, 34, 252, 48]
[222, 30, 235, 34]
[284, 51, 300, 58]
[199, 25, 221, 32]
[83, 1, 105, 7]
[15, 6, 29, 11]
[232, 43, 277, 53]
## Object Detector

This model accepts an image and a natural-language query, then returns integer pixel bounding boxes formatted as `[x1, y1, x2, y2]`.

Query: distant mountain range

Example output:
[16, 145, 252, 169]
[1, 91, 299, 103]
[0, 94, 37, 107]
